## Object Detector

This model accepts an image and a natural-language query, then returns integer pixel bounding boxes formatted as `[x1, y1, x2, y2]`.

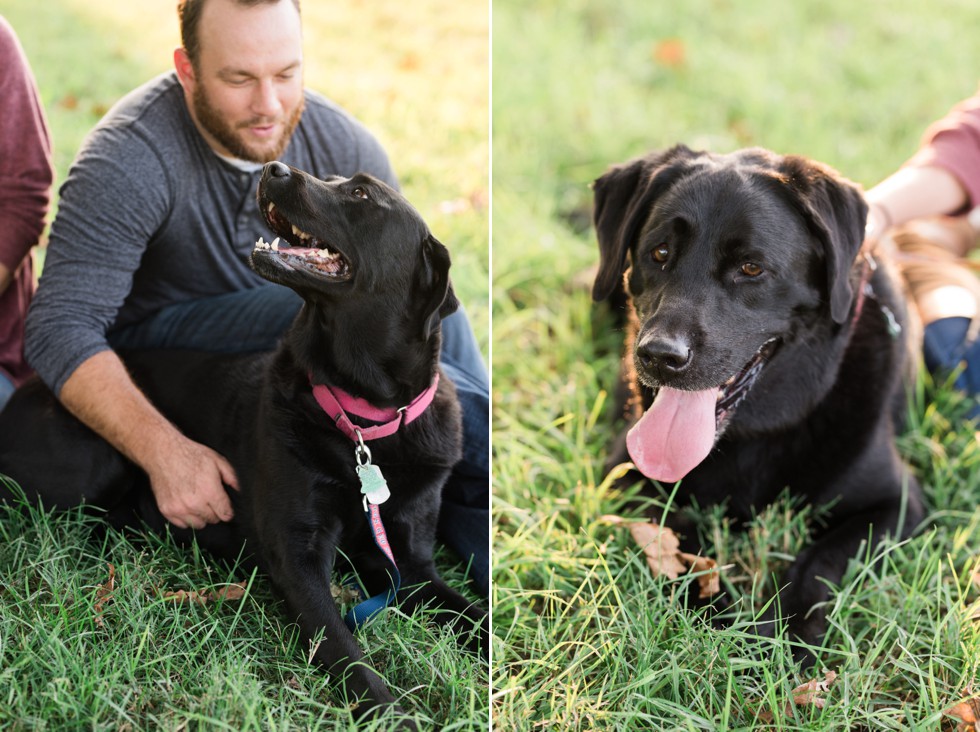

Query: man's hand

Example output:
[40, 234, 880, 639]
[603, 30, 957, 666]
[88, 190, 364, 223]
[59, 350, 239, 529]
[145, 433, 239, 529]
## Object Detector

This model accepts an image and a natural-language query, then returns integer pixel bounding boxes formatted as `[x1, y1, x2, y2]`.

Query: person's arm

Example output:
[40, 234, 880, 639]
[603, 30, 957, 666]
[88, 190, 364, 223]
[25, 115, 237, 529]
[865, 165, 968, 240]
[58, 351, 237, 529]
[866, 92, 980, 239]
[0, 18, 53, 296]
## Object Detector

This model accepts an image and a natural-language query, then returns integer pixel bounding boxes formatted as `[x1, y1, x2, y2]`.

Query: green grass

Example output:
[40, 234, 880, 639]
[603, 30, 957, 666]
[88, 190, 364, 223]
[0, 479, 486, 730]
[493, 1, 980, 729]
[0, 1, 487, 728]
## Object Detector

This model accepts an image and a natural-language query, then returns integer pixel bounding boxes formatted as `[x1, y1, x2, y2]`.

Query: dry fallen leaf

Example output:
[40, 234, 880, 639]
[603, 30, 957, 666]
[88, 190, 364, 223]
[946, 691, 980, 732]
[212, 583, 247, 601]
[629, 521, 687, 579]
[161, 582, 247, 606]
[790, 671, 837, 709]
[756, 671, 838, 722]
[93, 563, 116, 628]
[605, 519, 721, 598]
[680, 552, 721, 599]
[162, 589, 210, 605]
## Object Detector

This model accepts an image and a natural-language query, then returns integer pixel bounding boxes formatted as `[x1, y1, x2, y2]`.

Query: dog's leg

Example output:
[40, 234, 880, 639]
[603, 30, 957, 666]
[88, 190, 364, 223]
[767, 478, 924, 665]
[396, 562, 488, 657]
[270, 541, 420, 731]
[379, 515, 488, 656]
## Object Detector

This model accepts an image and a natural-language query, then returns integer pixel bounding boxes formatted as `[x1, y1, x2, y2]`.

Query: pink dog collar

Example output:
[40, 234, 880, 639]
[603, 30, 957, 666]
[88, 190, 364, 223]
[311, 374, 440, 442]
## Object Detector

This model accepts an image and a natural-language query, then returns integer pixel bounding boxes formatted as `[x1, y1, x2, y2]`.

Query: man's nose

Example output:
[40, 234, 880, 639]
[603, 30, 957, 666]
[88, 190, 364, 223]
[251, 78, 282, 117]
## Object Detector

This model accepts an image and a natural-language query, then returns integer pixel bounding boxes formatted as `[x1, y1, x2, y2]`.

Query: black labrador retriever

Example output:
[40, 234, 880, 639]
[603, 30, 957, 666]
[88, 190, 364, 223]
[0, 162, 485, 727]
[592, 145, 924, 660]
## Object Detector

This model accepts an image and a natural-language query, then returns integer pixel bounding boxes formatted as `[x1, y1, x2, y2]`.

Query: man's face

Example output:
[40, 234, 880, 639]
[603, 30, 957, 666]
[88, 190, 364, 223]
[179, 0, 305, 163]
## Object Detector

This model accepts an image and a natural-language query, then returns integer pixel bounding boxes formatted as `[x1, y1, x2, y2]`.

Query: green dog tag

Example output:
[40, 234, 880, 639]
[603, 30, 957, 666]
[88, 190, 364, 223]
[356, 463, 390, 505]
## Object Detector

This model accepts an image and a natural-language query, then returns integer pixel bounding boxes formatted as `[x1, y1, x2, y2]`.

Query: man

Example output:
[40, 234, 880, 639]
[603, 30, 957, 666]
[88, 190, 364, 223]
[23, 0, 488, 593]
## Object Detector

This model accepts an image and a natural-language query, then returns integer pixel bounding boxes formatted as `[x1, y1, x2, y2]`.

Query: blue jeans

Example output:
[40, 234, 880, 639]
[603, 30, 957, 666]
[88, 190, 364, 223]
[0, 371, 15, 413]
[922, 316, 980, 421]
[109, 285, 489, 594]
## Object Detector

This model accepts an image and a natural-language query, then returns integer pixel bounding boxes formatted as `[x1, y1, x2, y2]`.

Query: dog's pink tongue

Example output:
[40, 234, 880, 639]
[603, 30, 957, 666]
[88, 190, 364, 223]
[626, 387, 719, 482]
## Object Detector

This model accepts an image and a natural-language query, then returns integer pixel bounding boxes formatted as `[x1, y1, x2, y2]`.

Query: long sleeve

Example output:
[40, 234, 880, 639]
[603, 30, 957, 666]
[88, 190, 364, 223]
[0, 15, 52, 273]
[906, 91, 980, 210]
[0, 15, 53, 386]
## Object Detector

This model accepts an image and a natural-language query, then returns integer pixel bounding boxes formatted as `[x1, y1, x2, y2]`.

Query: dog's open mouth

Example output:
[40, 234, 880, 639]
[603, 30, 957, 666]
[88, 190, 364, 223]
[627, 338, 779, 483]
[254, 201, 352, 281]
[716, 338, 779, 426]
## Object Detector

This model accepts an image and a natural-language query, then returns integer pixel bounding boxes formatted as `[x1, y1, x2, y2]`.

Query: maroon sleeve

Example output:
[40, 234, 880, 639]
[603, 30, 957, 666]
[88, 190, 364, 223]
[906, 90, 980, 210]
[0, 16, 53, 272]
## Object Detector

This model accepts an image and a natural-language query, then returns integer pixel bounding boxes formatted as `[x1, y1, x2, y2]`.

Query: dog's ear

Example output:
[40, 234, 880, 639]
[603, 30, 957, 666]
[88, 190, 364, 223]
[776, 156, 869, 324]
[419, 234, 459, 339]
[592, 145, 700, 302]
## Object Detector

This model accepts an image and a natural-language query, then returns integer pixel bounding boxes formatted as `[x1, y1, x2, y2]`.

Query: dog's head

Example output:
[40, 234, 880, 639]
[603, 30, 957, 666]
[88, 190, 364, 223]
[592, 145, 868, 481]
[251, 162, 458, 341]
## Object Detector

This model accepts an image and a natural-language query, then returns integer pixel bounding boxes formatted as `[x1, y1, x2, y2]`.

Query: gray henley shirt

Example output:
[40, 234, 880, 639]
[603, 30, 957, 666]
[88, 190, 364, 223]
[25, 71, 397, 394]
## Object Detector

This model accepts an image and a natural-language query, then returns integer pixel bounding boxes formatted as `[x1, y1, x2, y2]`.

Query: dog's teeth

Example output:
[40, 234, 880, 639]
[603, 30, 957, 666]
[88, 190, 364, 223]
[271, 237, 280, 252]
[291, 224, 303, 238]
[317, 248, 329, 258]
[267, 202, 275, 215]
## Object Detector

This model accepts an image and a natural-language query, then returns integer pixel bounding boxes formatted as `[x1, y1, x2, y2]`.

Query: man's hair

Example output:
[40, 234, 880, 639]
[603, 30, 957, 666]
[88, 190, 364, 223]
[178, 0, 302, 67]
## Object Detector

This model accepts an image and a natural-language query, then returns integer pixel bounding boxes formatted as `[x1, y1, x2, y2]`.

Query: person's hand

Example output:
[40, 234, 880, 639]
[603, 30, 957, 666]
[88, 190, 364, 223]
[145, 433, 240, 529]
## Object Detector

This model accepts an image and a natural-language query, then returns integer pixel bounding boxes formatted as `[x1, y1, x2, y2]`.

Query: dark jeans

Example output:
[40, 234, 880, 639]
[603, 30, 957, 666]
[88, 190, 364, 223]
[108, 285, 489, 595]
[922, 316, 980, 421]
[0, 371, 14, 413]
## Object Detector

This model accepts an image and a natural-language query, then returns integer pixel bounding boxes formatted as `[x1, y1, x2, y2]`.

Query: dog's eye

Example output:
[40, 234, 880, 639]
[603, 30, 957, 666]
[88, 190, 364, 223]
[652, 244, 670, 263]
[352, 186, 369, 200]
[741, 262, 764, 277]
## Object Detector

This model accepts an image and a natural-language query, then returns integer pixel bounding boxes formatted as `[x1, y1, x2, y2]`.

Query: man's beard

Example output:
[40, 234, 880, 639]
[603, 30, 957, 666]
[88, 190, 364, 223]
[193, 83, 304, 163]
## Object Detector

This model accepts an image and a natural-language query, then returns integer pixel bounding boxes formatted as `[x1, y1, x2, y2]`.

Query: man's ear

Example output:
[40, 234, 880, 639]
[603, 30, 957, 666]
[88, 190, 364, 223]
[173, 47, 196, 88]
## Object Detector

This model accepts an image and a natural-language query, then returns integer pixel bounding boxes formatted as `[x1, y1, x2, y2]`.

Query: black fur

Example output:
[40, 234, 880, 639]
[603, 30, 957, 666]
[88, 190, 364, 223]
[0, 163, 485, 728]
[593, 145, 924, 661]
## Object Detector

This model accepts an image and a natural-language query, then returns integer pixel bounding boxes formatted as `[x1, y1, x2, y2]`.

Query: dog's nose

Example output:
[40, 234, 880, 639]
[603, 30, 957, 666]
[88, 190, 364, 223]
[267, 161, 291, 179]
[636, 334, 693, 376]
